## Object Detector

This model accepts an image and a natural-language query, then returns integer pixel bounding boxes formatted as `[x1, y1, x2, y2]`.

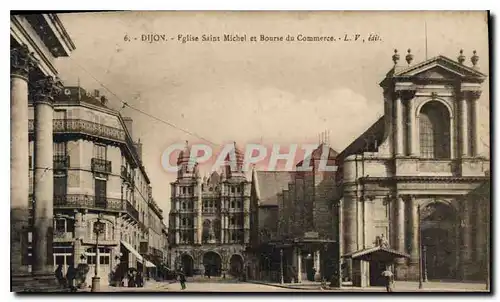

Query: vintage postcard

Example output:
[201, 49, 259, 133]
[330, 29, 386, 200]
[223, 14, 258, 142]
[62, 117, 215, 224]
[10, 11, 490, 293]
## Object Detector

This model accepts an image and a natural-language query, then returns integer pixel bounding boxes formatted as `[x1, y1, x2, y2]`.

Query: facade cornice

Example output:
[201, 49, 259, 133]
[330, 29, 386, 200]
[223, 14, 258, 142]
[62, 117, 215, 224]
[358, 175, 489, 184]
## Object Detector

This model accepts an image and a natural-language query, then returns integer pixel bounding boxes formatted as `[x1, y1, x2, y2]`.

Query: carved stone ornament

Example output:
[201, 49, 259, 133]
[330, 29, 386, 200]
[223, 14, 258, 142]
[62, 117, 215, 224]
[11, 44, 38, 79]
[33, 76, 63, 104]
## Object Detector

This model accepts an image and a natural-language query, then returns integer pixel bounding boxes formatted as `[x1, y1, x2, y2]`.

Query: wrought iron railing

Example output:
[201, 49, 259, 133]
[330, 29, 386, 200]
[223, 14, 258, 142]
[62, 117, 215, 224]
[28, 119, 126, 142]
[53, 155, 69, 170]
[120, 166, 134, 185]
[50, 194, 124, 211]
[91, 158, 112, 174]
[126, 201, 139, 221]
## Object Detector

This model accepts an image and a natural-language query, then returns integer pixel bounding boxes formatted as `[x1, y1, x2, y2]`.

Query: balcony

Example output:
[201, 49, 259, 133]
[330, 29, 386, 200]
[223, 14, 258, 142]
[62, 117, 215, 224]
[126, 201, 139, 221]
[91, 158, 112, 174]
[120, 166, 134, 185]
[50, 194, 124, 211]
[53, 155, 69, 170]
[28, 119, 126, 142]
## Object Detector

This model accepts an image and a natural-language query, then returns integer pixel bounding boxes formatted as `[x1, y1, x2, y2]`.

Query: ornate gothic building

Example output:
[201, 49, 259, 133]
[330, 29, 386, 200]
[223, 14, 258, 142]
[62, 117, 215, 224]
[168, 142, 251, 277]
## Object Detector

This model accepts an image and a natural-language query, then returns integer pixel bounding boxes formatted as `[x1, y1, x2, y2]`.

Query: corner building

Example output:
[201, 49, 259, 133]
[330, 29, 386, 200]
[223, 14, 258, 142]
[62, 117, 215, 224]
[339, 50, 490, 286]
[168, 142, 251, 278]
[27, 87, 162, 287]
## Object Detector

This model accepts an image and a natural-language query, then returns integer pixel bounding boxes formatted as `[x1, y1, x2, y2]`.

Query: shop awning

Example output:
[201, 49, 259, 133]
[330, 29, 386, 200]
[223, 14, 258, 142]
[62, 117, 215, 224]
[137, 257, 156, 268]
[343, 246, 410, 263]
[120, 240, 143, 262]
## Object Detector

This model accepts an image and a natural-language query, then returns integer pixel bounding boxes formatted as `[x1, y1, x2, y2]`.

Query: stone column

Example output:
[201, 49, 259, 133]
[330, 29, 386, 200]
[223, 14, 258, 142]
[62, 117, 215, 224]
[342, 194, 357, 254]
[11, 45, 37, 277]
[314, 250, 321, 281]
[395, 93, 404, 156]
[394, 195, 406, 279]
[408, 98, 418, 156]
[460, 198, 472, 280]
[296, 248, 302, 283]
[193, 216, 198, 244]
[471, 96, 482, 157]
[32, 76, 61, 276]
[224, 215, 229, 244]
[407, 196, 420, 280]
[460, 95, 469, 157]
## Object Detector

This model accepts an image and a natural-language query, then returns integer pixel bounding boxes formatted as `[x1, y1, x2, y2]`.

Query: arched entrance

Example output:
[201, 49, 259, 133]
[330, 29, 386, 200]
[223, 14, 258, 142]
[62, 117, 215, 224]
[229, 254, 244, 277]
[421, 202, 459, 280]
[203, 251, 222, 277]
[180, 254, 194, 277]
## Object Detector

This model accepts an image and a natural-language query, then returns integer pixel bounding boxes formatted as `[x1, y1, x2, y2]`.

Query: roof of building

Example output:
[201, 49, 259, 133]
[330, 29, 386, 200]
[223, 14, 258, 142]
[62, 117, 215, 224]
[337, 116, 385, 160]
[252, 170, 295, 206]
[295, 143, 339, 168]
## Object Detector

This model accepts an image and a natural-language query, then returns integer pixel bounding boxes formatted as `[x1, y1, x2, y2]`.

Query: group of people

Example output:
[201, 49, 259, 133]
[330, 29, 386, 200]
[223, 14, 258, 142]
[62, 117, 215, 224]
[54, 264, 78, 292]
[122, 270, 145, 287]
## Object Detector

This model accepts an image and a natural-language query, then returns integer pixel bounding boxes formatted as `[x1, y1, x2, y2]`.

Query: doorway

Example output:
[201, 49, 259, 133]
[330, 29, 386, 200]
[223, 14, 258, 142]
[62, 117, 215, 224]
[369, 261, 386, 286]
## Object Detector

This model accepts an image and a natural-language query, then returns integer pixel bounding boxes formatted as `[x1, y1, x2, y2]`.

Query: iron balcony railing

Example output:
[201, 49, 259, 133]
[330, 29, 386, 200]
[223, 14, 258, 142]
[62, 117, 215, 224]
[28, 194, 140, 222]
[53, 155, 70, 170]
[120, 166, 134, 185]
[91, 158, 112, 174]
[28, 119, 126, 142]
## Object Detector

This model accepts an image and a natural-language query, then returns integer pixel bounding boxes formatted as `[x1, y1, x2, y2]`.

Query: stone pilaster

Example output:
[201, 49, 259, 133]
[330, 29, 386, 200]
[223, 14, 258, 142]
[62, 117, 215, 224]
[342, 194, 357, 254]
[460, 198, 472, 280]
[460, 95, 469, 157]
[395, 93, 404, 156]
[11, 45, 38, 279]
[394, 195, 406, 279]
[175, 214, 180, 244]
[408, 98, 418, 156]
[32, 76, 61, 276]
[471, 94, 482, 157]
[407, 196, 420, 280]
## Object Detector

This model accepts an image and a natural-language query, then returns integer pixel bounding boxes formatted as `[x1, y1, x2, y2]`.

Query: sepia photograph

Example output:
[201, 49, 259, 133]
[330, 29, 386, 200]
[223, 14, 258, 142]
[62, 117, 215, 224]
[10, 10, 491, 293]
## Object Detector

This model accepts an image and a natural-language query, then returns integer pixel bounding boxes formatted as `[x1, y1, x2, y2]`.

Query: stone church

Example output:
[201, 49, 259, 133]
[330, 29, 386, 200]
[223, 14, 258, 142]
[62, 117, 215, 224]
[339, 49, 490, 286]
[168, 142, 251, 278]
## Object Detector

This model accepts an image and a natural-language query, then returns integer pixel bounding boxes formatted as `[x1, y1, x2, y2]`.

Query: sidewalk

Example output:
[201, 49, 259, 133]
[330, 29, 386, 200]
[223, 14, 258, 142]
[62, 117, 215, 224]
[247, 280, 490, 292]
[78, 280, 172, 292]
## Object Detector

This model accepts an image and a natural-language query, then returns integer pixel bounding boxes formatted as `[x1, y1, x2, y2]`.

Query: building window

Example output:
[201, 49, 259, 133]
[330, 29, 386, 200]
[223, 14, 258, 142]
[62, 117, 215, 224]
[86, 247, 111, 265]
[231, 201, 235, 208]
[53, 142, 67, 156]
[231, 187, 235, 193]
[95, 178, 107, 206]
[419, 101, 451, 159]
[93, 144, 107, 160]
[54, 175, 67, 199]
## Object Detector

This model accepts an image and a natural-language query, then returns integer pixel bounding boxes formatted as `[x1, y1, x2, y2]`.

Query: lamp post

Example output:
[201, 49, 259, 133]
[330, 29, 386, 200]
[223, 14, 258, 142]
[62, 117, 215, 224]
[280, 249, 284, 284]
[91, 214, 105, 292]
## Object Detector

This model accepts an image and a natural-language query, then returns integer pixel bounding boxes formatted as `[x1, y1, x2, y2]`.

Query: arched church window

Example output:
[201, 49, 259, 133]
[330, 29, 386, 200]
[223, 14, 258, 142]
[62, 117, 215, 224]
[419, 101, 451, 159]
[182, 202, 186, 210]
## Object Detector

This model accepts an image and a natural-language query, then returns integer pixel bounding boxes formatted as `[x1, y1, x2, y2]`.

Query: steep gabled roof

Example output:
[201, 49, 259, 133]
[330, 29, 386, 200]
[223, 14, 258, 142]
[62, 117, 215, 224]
[296, 143, 339, 168]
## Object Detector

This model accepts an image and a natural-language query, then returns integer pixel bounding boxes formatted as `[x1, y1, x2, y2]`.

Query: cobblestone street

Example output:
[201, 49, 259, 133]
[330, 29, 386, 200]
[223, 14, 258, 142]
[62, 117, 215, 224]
[81, 277, 489, 293]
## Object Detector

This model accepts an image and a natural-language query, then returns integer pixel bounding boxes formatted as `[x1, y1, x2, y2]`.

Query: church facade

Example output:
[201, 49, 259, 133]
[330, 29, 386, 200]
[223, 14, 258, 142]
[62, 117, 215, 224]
[339, 50, 490, 285]
[168, 142, 251, 278]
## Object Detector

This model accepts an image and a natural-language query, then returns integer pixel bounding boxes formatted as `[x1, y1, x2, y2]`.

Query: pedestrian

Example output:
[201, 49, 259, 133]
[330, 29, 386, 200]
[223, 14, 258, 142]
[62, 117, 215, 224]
[54, 264, 65, 287]
[136, 271, 144, 287]
[66, 265, 77, 291]
[178, 271, 187, 290]
[381, 266, 394, 292]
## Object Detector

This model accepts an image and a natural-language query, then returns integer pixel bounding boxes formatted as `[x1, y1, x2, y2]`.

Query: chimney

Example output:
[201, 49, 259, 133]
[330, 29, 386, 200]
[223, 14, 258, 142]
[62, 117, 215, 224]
[94, 89, 100, 98]
[135, 139, 143, 161]
[123, 117, 133, 139]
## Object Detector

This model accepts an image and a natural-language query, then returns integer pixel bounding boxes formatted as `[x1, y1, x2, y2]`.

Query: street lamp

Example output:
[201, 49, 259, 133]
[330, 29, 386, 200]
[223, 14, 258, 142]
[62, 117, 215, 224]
[91, 213, 105, 292]
[280, 249, 284, 284]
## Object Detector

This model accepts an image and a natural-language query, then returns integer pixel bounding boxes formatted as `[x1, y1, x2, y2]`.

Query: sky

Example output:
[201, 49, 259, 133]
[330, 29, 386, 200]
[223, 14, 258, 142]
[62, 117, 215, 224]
[54, 11, 490, 225]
